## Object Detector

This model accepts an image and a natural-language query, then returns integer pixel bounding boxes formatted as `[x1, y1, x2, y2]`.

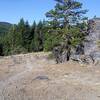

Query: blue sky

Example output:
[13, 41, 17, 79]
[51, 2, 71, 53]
[0, 0, 100, 24]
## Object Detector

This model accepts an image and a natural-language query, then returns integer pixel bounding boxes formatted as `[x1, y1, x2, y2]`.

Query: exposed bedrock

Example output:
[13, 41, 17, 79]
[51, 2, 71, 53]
[84, 18, 100, 64]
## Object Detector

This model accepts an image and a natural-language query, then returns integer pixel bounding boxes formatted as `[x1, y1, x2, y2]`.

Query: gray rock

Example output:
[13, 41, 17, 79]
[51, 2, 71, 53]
[33, 75, 49, 81]
[84, 18, 100, 65]
[71, 54, 93, 65]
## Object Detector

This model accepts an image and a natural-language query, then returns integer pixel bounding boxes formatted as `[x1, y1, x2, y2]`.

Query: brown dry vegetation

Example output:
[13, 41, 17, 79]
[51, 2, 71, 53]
[0, 52, 100, 100]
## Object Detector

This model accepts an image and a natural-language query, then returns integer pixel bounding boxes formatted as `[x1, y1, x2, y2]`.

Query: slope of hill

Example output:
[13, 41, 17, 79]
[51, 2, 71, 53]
[0, 22, 12, 35]
[0, 52, 100, 100]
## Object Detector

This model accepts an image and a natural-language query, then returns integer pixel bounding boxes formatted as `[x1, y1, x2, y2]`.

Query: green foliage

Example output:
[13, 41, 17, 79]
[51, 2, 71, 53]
[46, 0, 87, 28]
[68, 27, 85, 47]
[45, 0, 88, 52]
[44, 29, 63, 51]
[0, 19, 46, 56]
[0, 0, 88, 57]
[29, 21, 37, 51]
[2, 24, 25, 55]
[33, 21, 44, 51]
[22, 21, 31, 51]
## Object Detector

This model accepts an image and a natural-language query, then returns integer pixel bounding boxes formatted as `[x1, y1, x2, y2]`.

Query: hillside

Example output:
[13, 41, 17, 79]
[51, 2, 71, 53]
[0, 22, 12, 35]
[0, 52, 100, 100]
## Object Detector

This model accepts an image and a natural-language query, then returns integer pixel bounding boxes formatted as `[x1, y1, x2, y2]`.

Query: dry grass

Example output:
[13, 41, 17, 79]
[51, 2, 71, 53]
[0, 52, 100, 100]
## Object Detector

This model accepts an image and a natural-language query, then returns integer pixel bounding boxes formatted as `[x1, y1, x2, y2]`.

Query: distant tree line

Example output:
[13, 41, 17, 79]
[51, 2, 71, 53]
[0, 0, 89, 58]
[0, 19, 47, 55]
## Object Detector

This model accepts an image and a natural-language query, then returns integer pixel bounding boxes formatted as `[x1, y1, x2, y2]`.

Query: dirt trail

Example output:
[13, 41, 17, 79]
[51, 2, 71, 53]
[0, 52, 100, 100]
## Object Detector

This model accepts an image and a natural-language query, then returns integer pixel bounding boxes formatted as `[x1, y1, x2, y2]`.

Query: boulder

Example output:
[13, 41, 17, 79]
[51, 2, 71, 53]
[84, 18, 100, 65]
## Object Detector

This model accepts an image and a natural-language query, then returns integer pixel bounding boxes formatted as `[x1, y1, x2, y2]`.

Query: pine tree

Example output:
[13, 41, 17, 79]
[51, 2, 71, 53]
[17, 19, 31, 52]
[46, 0, 87, 28]
[17, 18, 25, 47]
[33, 20, 44, 51]
[2, 25, 17, 55]
[31, 21, 36, 38]
[37, 20, 44, 51]
[22, 21, 31, 51]
[30, 21, 37, 51]
[45, 0, 88, 62]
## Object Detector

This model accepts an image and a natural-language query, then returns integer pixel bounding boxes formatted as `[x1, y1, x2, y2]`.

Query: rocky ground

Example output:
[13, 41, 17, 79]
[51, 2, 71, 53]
[0, 52, 100, 100]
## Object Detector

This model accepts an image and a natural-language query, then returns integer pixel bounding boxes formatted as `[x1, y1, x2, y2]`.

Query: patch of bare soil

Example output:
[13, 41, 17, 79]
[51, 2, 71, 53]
[0, 52, 100, 100]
